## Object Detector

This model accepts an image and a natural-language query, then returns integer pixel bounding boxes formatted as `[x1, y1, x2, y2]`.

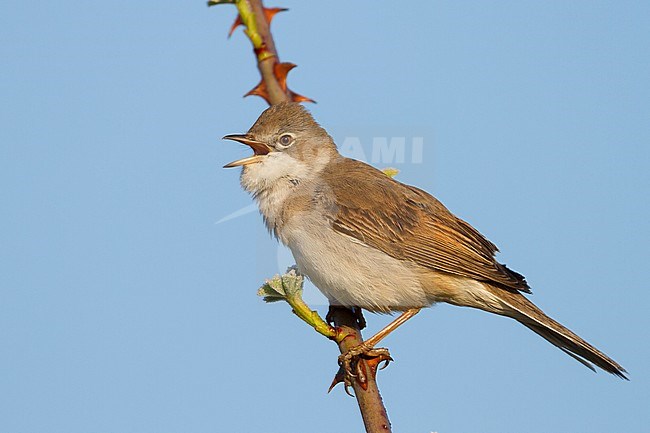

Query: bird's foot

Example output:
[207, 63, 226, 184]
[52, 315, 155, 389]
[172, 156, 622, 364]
[337, 343, 392, 389]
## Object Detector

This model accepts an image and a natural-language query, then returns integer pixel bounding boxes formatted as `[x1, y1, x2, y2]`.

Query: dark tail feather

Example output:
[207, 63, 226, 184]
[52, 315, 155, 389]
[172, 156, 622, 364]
[523, 320, 627, 379]
[484, 285, 628, 379]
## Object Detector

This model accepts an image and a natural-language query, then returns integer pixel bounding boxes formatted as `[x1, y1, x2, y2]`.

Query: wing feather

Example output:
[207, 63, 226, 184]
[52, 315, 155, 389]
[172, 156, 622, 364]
[320, 158, 530, 293]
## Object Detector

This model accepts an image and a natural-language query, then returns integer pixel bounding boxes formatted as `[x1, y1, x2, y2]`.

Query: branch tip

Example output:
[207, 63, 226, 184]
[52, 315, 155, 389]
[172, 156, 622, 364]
[207, 0, 236, 6]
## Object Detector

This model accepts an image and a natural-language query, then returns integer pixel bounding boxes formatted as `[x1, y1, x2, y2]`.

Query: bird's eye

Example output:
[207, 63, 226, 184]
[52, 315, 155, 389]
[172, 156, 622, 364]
[277, 134, 294, 148]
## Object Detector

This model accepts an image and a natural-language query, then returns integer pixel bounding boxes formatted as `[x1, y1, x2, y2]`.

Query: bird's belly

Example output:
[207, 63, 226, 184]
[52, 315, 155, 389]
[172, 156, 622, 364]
[283, 222, 429, 313]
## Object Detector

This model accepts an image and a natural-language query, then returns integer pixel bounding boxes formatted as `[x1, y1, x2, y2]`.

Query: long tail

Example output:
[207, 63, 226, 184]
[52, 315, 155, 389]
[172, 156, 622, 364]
[483, 284, 628, 379]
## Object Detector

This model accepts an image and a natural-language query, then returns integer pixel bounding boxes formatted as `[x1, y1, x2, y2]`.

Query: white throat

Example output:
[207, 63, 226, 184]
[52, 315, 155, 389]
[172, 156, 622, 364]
[240, 151, 331, 236]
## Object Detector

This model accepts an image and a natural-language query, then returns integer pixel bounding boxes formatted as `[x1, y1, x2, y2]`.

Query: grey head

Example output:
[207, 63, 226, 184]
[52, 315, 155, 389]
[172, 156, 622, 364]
[222, 102, 337, 169]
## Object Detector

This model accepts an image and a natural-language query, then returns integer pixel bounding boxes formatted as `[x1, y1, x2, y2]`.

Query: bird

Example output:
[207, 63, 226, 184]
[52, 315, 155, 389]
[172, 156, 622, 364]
[223, 102, 627, 380]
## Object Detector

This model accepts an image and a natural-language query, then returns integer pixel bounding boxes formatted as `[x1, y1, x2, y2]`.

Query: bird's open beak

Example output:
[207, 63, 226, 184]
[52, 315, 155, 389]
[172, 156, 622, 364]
[222, 134, 273, 168]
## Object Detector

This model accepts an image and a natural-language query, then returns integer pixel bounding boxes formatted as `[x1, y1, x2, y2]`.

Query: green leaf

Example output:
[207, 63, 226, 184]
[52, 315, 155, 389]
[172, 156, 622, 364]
[257, 275, 287, 303]
[280, 268, 304, 298]
[257, 267, 304, 303]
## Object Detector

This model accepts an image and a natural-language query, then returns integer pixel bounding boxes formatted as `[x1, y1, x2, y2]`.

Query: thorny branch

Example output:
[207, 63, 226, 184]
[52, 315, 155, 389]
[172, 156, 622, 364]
[209, 1, 392, 431]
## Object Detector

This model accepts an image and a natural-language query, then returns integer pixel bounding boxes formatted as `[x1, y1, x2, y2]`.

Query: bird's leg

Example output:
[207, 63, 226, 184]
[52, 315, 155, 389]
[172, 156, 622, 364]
[325, 305, 339, 326]
[339, 308, 421, 383]
[365, 307, 421, 348]
[352, 306, 367, 330]
[326, 305, 366, 330]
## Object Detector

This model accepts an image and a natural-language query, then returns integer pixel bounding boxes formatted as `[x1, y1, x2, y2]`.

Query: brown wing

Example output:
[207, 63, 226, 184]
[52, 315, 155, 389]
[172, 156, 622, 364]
[320, 158, 530, 293]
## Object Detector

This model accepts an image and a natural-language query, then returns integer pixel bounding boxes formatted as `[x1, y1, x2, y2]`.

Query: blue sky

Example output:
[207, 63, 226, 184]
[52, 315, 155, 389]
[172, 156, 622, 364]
[1, 1, 649, 432]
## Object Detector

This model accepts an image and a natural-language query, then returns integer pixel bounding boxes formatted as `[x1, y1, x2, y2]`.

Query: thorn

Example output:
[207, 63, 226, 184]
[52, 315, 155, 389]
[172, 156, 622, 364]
[227, 15, 243, 38]
[264, 7, 288, 26]
[273, 62, 296, 90]
[328, 368, 345, 393]
[244, 62, 314, 104]
[228, 7, 285, 38]
[274, 62, 316, 104]
[365, 353, 394, 378]
[244, 79, 271, 105]
[289, 90, 316, 104]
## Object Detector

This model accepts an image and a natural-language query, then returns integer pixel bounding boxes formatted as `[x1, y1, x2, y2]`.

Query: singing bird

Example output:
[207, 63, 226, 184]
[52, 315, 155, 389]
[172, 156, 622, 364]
[223, 102, 626, 380]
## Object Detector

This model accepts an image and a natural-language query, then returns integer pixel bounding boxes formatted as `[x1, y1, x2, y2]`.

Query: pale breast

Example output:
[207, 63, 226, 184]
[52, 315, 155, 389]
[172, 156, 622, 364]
[281, 211, 430, 313]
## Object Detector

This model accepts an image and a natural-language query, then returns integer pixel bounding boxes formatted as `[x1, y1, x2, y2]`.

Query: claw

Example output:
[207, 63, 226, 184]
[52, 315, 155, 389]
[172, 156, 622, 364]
[366, 352, 393, 371]
[328, 366, 356, 396]
[337, 344, 392, 390]
[343, 378, 355, 397]
[378, 355, 393, 370]
[338, 350, 359, 378]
